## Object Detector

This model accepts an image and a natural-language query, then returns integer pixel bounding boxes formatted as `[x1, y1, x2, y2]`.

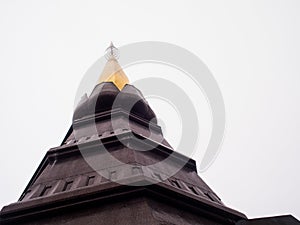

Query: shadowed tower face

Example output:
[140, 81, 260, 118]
[1, 43, 297, 225]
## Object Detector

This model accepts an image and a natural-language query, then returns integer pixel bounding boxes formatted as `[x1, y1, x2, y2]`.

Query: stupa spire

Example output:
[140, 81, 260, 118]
[97, 42, 129, 90]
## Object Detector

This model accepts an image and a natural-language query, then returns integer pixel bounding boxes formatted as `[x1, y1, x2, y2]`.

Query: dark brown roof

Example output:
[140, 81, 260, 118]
[0, 82, 247, 225]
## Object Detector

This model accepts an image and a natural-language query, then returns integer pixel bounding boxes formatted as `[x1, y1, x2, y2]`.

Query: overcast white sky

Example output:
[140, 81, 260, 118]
[0, 0, 299, 220]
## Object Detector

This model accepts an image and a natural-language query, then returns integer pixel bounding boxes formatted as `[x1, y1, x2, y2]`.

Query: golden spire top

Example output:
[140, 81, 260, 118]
[97, 42, 129, 90]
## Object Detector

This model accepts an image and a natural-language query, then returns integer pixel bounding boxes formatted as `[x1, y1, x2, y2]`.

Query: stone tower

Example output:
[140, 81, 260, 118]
[1, 43, 298, 225]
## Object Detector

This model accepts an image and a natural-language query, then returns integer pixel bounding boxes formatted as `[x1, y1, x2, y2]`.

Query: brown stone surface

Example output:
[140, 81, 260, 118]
[2, 82, 295, 225]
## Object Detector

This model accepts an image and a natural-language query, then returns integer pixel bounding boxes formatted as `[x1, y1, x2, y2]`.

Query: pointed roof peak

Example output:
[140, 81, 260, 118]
[98, 42, 129, 90]
[105, 41, 119, 60]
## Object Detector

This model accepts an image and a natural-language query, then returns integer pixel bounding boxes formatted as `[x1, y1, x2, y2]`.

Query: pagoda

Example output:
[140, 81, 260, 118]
[1, 43, 298, 225]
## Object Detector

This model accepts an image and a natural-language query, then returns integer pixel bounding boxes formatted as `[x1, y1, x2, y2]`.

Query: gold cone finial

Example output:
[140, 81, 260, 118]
[97, 42, 129, 90]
